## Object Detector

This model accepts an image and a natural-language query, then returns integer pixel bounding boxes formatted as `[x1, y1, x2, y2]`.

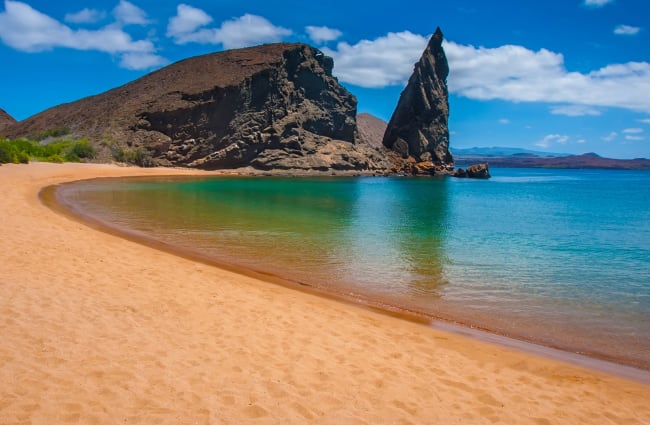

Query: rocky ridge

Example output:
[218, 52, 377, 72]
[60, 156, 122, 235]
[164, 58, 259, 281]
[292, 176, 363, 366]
[0, 109, 16, 131]
[2, 43, 392, 173]
[382, 27, 453, 174]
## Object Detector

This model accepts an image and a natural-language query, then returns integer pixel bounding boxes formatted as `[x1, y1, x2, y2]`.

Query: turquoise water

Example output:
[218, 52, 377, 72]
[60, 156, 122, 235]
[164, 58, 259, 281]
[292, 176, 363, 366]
[60, 169, 650, 368]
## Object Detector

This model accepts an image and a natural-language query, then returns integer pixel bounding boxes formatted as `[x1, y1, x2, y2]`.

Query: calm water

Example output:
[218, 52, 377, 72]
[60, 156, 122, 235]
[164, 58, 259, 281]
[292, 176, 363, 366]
[60, 169, 650, 368]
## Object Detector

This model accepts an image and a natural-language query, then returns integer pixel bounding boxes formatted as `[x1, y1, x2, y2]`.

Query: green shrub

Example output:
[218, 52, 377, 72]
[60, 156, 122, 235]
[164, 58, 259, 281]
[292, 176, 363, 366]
[111, 145, 153, 167]
[64, 139, 96, 162]
[0, 137, 96, 164]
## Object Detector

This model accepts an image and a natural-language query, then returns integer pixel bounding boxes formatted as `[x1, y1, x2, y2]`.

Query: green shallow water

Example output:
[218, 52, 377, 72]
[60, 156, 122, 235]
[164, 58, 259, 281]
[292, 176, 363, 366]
[59, 169, 650, 369]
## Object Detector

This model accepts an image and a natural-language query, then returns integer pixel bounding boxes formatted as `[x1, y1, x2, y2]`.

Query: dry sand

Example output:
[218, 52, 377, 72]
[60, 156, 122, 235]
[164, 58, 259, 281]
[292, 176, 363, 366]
[0, 162, 648, 425]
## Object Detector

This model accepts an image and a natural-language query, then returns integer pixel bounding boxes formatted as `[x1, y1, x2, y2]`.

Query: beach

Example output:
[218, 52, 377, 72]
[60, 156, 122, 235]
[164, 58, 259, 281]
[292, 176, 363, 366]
[1, 162, 649, 424]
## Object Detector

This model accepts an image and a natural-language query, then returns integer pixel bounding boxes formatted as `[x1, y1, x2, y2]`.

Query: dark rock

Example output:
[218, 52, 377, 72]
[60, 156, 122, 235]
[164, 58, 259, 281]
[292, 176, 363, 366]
[2, 44, 391, 173]
[0, 108, 16, 131]
[382, 27, 453, 170]
[452, 168, 467, 178]
[465, 163, 490, 179]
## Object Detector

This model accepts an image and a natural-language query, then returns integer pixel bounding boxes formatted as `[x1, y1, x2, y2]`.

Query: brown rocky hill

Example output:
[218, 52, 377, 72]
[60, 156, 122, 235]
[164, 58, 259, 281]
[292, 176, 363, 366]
[356, 113, 387, 149]
[2, 43, 392, 172]
[0, 108, 16, 131]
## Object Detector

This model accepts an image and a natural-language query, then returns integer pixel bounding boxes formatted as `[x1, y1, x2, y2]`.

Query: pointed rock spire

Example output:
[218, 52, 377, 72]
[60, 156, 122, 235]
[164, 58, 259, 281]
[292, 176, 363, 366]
[382, 27, 453, 166]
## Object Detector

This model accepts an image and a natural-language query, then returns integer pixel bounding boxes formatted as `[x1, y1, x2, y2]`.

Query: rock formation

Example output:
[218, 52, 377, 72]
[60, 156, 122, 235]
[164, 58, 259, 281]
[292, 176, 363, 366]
[0, 108, 16, 131]
[356, 113, 387, 149]
[382, 27, 453, 172]
[453, 163, 491, 179]
[2, 44, 391, 173]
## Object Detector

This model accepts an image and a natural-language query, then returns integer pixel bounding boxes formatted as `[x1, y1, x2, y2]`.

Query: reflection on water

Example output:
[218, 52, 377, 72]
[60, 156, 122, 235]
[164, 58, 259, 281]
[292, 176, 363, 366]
[60, 170, 650, 369]
[67, 177, 452, 299]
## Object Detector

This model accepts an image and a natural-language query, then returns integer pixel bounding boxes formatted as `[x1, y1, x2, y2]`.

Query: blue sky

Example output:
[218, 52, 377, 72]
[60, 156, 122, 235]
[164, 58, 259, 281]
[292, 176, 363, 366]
[1, 0, 649, 158]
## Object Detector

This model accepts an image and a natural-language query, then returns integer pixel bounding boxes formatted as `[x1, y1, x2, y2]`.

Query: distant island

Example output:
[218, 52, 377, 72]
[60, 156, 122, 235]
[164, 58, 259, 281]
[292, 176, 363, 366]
[452, 148, 650, 170]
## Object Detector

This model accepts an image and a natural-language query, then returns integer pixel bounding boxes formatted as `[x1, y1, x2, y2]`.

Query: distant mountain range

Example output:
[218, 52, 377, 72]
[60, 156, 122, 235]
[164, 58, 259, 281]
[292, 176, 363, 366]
[453, 148, 650, 170]
[451, 147, 569, 157]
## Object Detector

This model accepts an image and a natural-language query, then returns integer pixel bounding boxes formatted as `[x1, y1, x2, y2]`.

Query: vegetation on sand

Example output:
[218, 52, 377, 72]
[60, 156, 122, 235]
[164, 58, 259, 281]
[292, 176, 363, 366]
[0, 138, 96, 164]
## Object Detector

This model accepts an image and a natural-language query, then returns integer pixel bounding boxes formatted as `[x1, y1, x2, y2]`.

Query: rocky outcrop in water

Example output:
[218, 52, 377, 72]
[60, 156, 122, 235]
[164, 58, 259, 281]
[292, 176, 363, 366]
[382, 27, 453, 173]
[0, 109, 16, 131]
[453, 163, 491, 179]
[2, 44, 391, 173]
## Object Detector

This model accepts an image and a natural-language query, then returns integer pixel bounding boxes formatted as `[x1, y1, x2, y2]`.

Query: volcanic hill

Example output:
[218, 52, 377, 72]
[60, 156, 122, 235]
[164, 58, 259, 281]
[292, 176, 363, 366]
[2, 43, 393, 172]
[0, 108, 16, 131]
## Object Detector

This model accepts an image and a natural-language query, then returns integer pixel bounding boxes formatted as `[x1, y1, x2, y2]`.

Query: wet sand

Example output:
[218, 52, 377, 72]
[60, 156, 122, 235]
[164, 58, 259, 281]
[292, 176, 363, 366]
[1, 162, 649, 424]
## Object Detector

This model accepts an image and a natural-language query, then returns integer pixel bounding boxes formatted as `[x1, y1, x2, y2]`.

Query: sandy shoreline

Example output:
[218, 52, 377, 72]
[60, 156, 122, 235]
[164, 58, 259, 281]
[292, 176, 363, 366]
[1, 162, 649, 424]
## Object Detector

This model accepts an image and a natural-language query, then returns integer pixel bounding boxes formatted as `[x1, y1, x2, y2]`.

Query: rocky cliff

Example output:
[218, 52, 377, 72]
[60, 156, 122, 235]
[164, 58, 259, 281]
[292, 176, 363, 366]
[382, 27, 453, 172]
[0, 108, 16, 131]
[2, 43, 390, 172]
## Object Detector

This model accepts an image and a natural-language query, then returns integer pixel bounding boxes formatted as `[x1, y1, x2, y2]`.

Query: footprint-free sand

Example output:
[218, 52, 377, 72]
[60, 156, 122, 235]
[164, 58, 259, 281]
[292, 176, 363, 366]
[1, 162, 648, 424]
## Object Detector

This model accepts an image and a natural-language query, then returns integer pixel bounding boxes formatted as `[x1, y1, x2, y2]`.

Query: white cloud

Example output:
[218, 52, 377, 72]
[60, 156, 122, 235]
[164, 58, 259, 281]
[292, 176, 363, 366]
[168, 12, 291, 49]
[498, 118, 510, 124]
[638, 118, 650, 124]
[614, 25, 641, 35]
[323, 32, 650, 113]
[625, 135, 645, 141]
[602, 131, 618, 142]
[550, 105, 601, 116]
[445, 41, 650, 113]
[535, 134, 569, 148]
[576, 139, 587, 144]
[167, 4, 212, 38]
[120, 52, 168, 70]
[323, 31, 429, 87]
[305, 26, 342, 44]
[584, 0, 614, 7]
[64, 8, 106, 24]
[0, 1, 164, 69]
[623, 128, 643, 134]
[113, 0, 150, 26]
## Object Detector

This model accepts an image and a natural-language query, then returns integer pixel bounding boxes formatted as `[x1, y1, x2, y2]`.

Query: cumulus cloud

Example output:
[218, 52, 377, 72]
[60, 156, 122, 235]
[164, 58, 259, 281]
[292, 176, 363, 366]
[324, 32, 650, 113]
[550, 105, 602, 116]
[322, 31, 429, 87]
[584, 0, 614, 7]
[305, 25, 342, 44]
[498, 118, 510, 124]
[0, 1, 164, 69]
[120, 52, 168, 70]
[113, 0, 150, 25]
[167, 4, 212, 38]
[167, 9, 291, 49]
[602, 131, 618, 142]
[614, 25, 641, 35]
[64, 8, 106, 24]
[638, 118, 650, 124]
[623, 128, 643, 134]
[446, 42, 650, 113]
[535, 134, 569, 148]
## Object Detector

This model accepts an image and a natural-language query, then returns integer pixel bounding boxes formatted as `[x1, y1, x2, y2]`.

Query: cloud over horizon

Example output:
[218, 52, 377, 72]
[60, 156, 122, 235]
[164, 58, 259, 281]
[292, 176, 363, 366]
[0, 0, 165, 70]
[322, 32, 650, 114]
[167, 6, 291, 49]
[305, 26, 342, 44]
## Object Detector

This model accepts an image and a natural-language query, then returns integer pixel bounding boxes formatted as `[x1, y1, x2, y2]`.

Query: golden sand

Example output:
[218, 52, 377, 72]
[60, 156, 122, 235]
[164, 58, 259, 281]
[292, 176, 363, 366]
[0, 162, 648, 424]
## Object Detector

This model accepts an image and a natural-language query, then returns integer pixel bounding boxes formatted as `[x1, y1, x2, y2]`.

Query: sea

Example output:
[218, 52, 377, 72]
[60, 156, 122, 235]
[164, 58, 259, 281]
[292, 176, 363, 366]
[58, 168, 650, 369]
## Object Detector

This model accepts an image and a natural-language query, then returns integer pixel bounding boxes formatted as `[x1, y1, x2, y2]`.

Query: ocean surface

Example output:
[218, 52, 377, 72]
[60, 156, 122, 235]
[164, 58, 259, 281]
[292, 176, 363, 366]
[59, 168, 650, 369]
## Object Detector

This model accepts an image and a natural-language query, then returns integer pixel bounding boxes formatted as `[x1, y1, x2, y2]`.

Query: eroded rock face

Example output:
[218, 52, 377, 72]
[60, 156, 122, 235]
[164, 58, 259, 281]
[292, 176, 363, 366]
[2, 44, 390, 172]
[382, 27, 453, 168]
[0, 109, 16, 131]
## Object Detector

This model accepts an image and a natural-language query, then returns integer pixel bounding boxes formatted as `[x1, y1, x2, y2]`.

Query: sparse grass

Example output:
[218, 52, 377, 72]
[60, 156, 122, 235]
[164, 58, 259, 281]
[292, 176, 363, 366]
[111, 145, 154, 167]
[0, 138, 96, 164]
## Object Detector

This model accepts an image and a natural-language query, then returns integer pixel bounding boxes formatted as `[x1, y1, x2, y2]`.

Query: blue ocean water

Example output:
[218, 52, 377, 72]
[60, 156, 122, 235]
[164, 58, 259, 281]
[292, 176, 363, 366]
[60, 168, 650, 368]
